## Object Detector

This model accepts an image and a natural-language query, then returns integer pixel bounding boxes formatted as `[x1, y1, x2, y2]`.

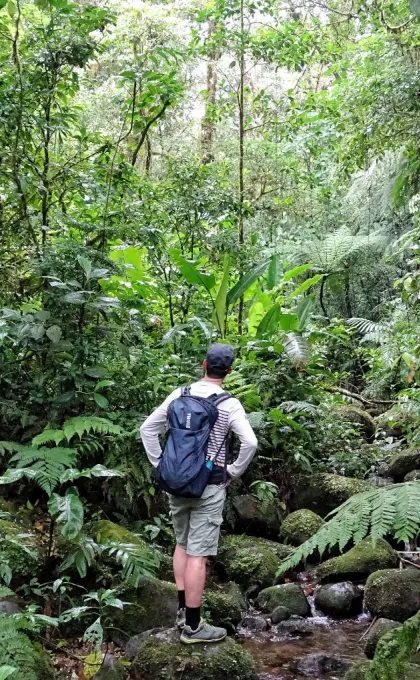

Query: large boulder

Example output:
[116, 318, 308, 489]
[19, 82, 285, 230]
[231, 494, 282, 539]
[281, 509, 324, 546]
[131, 628, 257, 680]
[314, 582, 363, 618]
[203, 582, 245, 629]
[404, 470, 420, 482]
[365, 569, 420, 622]
[217, 535, 291, 589]
[256, 583, 310, 617]
[111, 578, 178, 640]
[317, 538, 397, 583]
[335, 405, 376, 440]
[363, 618, 402, 659]
[388, 450, 420, 481]
[293, 474, 372, 517]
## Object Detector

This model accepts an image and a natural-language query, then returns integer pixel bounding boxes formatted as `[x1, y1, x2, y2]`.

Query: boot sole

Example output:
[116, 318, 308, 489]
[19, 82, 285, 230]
[180, 633, 227, 645]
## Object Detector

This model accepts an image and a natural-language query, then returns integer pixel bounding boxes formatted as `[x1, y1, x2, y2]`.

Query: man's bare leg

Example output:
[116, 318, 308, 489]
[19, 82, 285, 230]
[184, 555, 207, 608]
[173, 544, 188, 591]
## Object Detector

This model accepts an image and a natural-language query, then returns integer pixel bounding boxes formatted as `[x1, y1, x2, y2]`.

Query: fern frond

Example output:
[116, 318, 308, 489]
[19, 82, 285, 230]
[278, 481, 420, 575]
[0, 617, 38, 680]
[103, 542, 159, 585]
[32, 416, 125, 447]
[284, 333, 310, 368]
[301, 226, 387, 273]
[347, 317, 388, 344]
[280, 401, 321, 416]
[1, 445, 77, 496]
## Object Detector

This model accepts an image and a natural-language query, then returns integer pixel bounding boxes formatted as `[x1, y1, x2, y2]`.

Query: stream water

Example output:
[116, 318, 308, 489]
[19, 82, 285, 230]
[240, 617, 369, 679]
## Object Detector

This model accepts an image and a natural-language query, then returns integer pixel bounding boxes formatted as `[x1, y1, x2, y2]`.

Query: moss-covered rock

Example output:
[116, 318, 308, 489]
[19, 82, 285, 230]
[344, 662, 373, 680]
[110, 577, 178, 641]
[256, 583, 310, 617]
[364, 619, 402, 659]
[388, 450, 420, 481]
[217, 535, 291, 589]
[131, 628, 257, 680]
[317, 539, 397, 583]
[314, 582, 363, 618]
[365, 610, 420, 679]
[365, 569, 420, 622]
[293, 474, 372, 517]
[281, 509, 324, 546]
[232, 494, 282, 539]
[203, 582, 245, 629]
[404, 470, 420, 482]
[92, 519, 145, 546]
[0, 518, 41, 579]
[335, 405, 376, 440]
[271, 606, 290, 623]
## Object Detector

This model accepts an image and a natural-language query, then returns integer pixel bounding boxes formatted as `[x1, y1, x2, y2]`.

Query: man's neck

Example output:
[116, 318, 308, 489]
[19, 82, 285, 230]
[202, 375, 223, 387]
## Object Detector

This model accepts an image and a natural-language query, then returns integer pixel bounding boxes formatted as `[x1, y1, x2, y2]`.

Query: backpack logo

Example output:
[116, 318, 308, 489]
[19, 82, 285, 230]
[186, 413, 191, 429]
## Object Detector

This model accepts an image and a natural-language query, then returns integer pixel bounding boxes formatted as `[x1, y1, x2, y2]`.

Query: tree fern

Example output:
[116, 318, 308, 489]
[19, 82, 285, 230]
[278, 482, 420, 575]
[301, 225, 387, 273]
[0, 444, 76, 496]
[347, 317, 388, 344]
[32, 416, 125, 447]
[284, 333, 310, 368]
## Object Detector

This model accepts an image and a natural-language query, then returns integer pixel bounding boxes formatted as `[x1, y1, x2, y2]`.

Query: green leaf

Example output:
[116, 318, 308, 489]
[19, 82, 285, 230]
[0, 667, 16, 680]
[212, 254, 230, 337]
[94, 380, 115, 391]
[77, 256, 92, 279]
[278, 313, 299, 332]
[227, 260, 270, 306]
[48, 492, 84, 540]
[93, 393, 109, 409]
[288, 274, 324, 300]
[0, 0, 8, 9]
[7, 1, 16, 17]
[83, 617, 103, 651]
[170, 251, 215, 291]
[296, 295, 315, 330]
[282, 263, 313, 282]
[46, 325, 62, 343]
[257, 304, 282, 337]
[267, 255, 282, 290]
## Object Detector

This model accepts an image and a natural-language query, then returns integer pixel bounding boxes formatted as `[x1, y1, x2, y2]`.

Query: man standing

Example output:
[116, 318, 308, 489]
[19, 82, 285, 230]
[140, 344, 258, 644]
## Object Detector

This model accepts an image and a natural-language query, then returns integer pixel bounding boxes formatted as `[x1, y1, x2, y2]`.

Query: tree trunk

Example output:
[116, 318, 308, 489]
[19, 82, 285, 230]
[201, 20, 219, 164]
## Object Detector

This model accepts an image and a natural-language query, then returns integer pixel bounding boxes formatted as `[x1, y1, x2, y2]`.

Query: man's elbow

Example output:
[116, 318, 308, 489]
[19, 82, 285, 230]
[248, 434, 258, 451]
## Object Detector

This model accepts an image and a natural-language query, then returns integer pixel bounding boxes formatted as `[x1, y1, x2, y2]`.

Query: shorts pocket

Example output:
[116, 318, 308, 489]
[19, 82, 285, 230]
[202, 516, 223, 551]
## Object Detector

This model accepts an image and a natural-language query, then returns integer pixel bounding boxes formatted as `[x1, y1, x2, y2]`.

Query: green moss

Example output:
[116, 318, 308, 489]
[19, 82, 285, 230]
[281, 510, 325, 546]
[364, 619, 402, 659]
[344, 662, 373, 680]
[365, 569, 420, 622]
[0, 519, 41, 578]
[111, 577, 178, 639]
[317, 538, 397, 583]
[203, 582, 245, 628]
[364, 610, 420, 679]
[294, 474, 373, 517]
[132, 630, 257, 680]
[388, 450, 420, 481]
[255, 583, 310, 617]
[218, 535, 291, 589]
[92, 520, 145, 546]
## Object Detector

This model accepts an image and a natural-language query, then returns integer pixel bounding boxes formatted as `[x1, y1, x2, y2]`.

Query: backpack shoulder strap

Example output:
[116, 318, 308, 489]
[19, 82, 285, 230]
[213, 392, 233, 408]
[181, 386, 191, 396]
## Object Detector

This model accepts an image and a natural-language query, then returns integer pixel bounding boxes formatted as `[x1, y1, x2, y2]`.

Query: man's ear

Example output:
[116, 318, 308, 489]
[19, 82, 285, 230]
[203, 360, 207, 371]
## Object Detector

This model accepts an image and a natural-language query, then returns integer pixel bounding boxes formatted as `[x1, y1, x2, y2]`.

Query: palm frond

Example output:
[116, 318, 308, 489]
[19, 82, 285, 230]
[278, 481, 420, 575]
[347, 317, 388, 344]
[284, 333, 310, 368]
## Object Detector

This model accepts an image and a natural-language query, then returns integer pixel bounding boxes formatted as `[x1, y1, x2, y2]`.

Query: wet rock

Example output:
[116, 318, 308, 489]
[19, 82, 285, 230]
[367, 473, 394, 487]
[344, 662, 373, 679]
[297, 653, 350, 676]
[110, 577, 178, 641]
[131, 627, 257, 679]
[388, 449, 420, 481]
[365, 569, 420, 622]
[274, 618, 313, 635]
[256, 583, 310, 617]
[280, 509, 324, 546]
[203, 582, 245, 628]
[363, 618, 402, 659]
[270, 606, 290, 623]
[240, 614, 269, 632]
[335, 405, 376, 440]
[0, 599, 21, 616]
[365, 610, 420, 678]
[0, 518, 42, 580]
[232, 494, 282, 539]
[314, 582, 363, 618]
[92, 656, 124, 680]
[317, 538, 397, 583]
[218, 535, 291, 589]
[404, 469, 420, 482]
[292, 473, 372, 517]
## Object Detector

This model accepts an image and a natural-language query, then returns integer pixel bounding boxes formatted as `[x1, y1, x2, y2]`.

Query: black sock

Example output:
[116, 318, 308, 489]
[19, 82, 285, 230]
[178, 590, 186, 609]
[185, 606, 201, 631]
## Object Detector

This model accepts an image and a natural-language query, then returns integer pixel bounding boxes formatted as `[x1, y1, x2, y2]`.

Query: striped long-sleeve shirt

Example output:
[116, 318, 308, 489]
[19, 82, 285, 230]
[140, 379, 258, 479]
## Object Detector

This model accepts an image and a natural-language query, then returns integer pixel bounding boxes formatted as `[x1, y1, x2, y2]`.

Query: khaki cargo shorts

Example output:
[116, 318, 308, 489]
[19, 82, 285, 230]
[168, 485, 226, 557]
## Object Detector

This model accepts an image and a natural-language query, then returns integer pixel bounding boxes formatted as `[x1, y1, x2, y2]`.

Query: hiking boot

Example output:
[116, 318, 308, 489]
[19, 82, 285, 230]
[180, 619, 227, 644]
[176, 607, 186, 630]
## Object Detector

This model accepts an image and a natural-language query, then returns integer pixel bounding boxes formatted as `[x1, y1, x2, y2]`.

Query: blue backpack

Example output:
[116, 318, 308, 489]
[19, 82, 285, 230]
[156, 386, 232, 498]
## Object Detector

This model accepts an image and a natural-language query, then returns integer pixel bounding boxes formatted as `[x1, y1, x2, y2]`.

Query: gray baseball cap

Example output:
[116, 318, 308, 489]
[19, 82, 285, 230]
[205, 344, 235, 375]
